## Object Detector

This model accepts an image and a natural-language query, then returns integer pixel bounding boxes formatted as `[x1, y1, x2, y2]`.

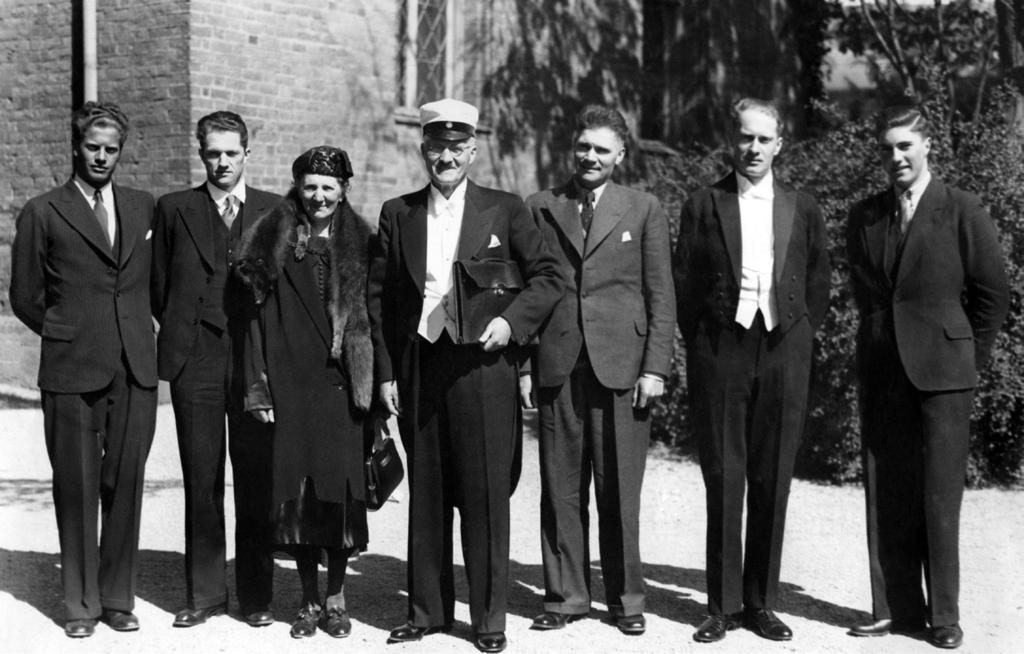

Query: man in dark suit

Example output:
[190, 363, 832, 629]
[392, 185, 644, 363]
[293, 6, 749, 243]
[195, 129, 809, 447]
[674, 98, 830, 643]
[846, 106, 1008, 650]
[367, 98, 563, 654]
[9, 101, 157, 638]
[151, 111, 280, 628]
[520, 105, 675, 636]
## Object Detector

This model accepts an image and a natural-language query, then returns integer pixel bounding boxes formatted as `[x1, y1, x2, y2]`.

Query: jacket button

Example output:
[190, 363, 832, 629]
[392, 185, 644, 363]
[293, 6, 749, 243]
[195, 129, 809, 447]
[198, 297, 205, 304]
[788, 312, 794, 319]
[107, 267, 116, 275]
[789, 293, 795, 300]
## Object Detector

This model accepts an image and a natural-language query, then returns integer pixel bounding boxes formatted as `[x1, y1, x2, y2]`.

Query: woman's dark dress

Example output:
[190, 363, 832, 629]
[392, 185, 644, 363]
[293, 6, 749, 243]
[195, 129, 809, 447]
[249, 232, 368, 552]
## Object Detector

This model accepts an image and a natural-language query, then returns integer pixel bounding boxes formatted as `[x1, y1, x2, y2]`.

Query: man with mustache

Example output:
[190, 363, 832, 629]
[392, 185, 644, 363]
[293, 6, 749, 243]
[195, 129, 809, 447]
[673, 97, 830, 643]
[9, 101, 157, 638]
[151, 111, 281, 628]
[846, 106, 1008, 650]
[368, 98, 563, 653]
[520, 104, 675, 636]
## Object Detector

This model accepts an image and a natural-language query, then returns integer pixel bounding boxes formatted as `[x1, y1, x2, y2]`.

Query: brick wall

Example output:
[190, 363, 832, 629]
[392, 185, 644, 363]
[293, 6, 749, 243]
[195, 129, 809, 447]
[0, 0, 191, 388]
[0, 0, 633, 391]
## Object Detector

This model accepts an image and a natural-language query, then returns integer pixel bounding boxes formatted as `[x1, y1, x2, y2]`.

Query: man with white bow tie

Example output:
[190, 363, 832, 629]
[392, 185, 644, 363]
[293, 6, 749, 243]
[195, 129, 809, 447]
[673, 97, 830, 644]
[368, 98, 563, 653]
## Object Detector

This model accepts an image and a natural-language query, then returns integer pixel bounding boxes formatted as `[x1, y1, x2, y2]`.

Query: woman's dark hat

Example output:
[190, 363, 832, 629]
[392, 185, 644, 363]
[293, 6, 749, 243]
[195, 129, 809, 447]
[292, 146, 354, 180]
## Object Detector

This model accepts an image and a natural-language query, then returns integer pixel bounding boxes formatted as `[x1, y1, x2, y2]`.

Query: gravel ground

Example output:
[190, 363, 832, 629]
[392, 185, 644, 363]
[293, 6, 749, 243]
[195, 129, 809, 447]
[1, 403, 1022, 654]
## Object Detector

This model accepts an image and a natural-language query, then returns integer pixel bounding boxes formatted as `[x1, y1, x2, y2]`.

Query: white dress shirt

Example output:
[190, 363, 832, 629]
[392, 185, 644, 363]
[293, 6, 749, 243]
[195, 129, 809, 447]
[417, 180, 467, 342]
[735, 171, 778, 330]
[205, 178, 247, 217]
[897, 167, 931, 229]
[73, 176, 117, 245]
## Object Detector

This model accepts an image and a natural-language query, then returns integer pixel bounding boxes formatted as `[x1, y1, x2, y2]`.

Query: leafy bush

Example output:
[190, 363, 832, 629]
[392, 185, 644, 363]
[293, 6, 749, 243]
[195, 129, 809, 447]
[639, 87, 1024, 488]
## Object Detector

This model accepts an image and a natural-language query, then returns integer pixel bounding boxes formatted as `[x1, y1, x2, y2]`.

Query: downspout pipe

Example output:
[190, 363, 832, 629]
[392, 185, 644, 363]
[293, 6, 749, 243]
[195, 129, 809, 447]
[82, 0, 97, 102]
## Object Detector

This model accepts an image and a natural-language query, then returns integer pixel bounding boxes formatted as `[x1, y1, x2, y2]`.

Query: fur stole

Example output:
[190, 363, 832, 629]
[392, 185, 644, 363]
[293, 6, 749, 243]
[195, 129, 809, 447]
[236, 190, 374, 412]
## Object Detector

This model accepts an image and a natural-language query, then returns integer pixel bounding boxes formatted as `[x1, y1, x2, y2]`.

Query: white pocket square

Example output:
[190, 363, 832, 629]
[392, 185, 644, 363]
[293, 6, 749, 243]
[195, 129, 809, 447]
[145, 229, 152, 240]
[488, 234, 501, 248]
[621, 231, 632, 242]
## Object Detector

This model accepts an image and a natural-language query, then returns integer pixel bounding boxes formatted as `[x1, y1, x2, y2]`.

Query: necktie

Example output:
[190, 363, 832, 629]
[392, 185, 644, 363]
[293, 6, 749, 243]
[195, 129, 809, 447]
[93, 189, 111, 247]
[581, 190, 595, 235]
[221, 195, 237, 229]
[898, 189, 913, 234]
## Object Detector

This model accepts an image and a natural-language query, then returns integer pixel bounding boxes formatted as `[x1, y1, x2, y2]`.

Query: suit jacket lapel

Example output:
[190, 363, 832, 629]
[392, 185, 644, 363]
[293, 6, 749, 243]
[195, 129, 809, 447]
[52, 180, 117, 265]
[895, 178, 942, 287]
[866, 192, 896, 285]
[283, 255, 332, 345]
[181, 185, 215, 271]
[402, 186, 429, 291]
[584, 182, 627, 257]
[457, 181, 496, 260]
[772, 181, 796, 282]
[712, 174, 742, 284]
[114, 184, 142, 268]
[240, 186, 276, 230]
[551, 182, 584, 258]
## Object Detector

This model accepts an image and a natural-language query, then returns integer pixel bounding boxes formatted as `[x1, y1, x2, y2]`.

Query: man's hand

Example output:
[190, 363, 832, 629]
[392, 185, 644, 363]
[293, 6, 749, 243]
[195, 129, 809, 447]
[632, 375, 664, 409]
[478, 317, 512, 352]
[379, 380, 402, 416]
[519, 374, 535, 409]
[250, 408, 275, 423]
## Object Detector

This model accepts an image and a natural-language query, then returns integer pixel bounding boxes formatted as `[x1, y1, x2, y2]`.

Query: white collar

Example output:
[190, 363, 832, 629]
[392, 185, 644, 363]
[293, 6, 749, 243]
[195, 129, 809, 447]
[73, 175, 112, 200]
[737, 170, 775, 200]
[206, 178, 247, 206]
[429, 179, 469, 209]
[897, 167, 931, 202]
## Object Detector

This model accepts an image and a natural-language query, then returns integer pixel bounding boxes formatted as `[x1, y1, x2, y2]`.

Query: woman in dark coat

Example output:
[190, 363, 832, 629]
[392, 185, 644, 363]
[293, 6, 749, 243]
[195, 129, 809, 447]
[236, 146, 374, 639]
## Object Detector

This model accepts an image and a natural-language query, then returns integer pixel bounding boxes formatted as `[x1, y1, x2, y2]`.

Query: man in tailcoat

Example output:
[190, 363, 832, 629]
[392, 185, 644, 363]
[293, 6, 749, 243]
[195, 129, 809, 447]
[674, 97, 830, 643]
[151, 111, 280, 628]
[520, 104, 675, 636]
[9, 101, 157, 638]
[846, 105, 1009, 650]
[367, 98, 563, 653]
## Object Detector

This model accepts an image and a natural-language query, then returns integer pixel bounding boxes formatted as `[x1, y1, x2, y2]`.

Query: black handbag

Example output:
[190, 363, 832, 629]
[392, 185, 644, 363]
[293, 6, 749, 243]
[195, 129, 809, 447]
[365, 417, 404, 511]
[452, 258, 524, 344]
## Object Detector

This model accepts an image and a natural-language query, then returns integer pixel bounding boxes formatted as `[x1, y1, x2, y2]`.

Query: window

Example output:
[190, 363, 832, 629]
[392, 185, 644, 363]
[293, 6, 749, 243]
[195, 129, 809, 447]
[398, 0, 487, 111]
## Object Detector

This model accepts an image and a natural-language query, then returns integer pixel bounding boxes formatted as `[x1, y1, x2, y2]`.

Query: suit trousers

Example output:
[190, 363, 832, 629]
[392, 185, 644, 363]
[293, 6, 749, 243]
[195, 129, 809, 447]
[537, 355, 648, 617]
[401, 332, 517, 635]
[170, 323, 274, 612]
[687, 314, 812, 616]
[861, 351, 972, 628]
[43, 362, 156, 621]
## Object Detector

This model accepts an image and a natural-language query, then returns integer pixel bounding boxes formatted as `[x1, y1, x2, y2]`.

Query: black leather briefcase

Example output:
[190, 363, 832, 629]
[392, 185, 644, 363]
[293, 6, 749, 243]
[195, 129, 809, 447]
[452, 258, 524, 344]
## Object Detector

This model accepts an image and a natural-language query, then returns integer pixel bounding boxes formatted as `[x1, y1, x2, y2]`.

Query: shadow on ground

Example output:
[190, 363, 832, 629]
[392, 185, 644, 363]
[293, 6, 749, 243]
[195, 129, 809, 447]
[0, 546, 866, 635]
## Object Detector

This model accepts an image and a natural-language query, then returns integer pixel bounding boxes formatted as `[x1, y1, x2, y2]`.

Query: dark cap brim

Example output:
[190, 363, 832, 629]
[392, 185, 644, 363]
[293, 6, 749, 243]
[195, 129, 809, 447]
[423, 122, 475, 140]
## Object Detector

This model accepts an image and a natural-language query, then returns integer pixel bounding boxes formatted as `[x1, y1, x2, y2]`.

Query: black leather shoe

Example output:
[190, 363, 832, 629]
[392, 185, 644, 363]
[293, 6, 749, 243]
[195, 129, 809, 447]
[101, 609, 140, 632]
[850, 617, 925, 637]
[745, 608, 792, 641]
[475, 632, 507, 653]
[244, 609, 275, 627]
[693, 614, 742, 643]
[849, 618, 892, 637]
[290, 603, 320, 639]
[929, 624, 964, 649]
[65, 618, 96, 638]
[173, 603, 227, 627]
[320, 607, 352, 638]
[615, 614, 646, 635]
[387, 622, 452, 643]
[530, 611, 587, 630]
